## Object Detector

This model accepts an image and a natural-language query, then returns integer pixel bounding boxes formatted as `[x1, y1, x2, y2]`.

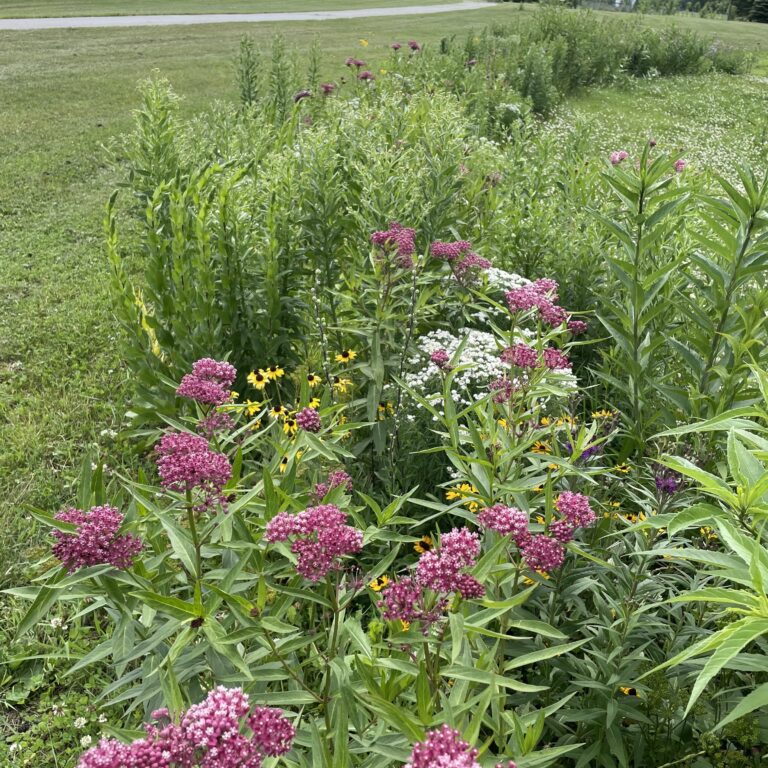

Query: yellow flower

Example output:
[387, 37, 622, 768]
[251, 420, 262, 431]
[245, 399, 261, 416]
[377, 401, 395, 419]
[592, 409, 615, 419]
[248, 369, 268, 390]
[359, 38, 369, 46]
[279, 456, 289, 473]
[270, 405, 288, 420]
[335, 349, 357, 364]
[540, 416, 551, 426]
[614, 463, 631, 474]
[445, 483, 480, 512]
[535, 515, 545, 525]
[414, 535, 433, 554]
[308, 397, 321, 410]
[283, 418, 298, 436]
[533, 485, 544, 493]
[532, 440, 551, 455]
[700, 526, 718, 541]
[379, 68, 388, 75]
[556, 416, 578, 427]
[230, 391, 239, 400]
[400, 620, 410, 631]
[338, 414, 348, 425]
[369, 575, 390, 592]
[333, 376, 352, 393]
[306, 373, 320, 388]
[266, 365, 285, 380]
[620, 687, 638, 696]
[547, 463, 559, 471]
[497, 418, 508, 429]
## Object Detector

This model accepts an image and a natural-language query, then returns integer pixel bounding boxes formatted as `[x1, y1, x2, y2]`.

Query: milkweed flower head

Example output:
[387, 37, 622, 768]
[505, 279, 567, 327]
[501, 342, 539, 369]
[431, 239, 490, 284]
[554, 491, 596, 528]
[430, 348, 451, 371]
[78, 686, 295, 768]
[155, 431, 232, 510]
[314, 469, 353, 499]
[567, 318, 588, 335]
[404, 724, 517, 768]
[416, 527, 484, 599]
[371, 222, 417, 268]
[610, 150, 629, 165]
[521, 534, 565, 572]
[176, 358, 237, 406]
[477, 505, 529, 543]
[196, 410, 234, 439]
[52, 506, 142, 573]
[265, 504, 362, 581]
[674, 158, 687, 172]
[543, 347, 571, 371]
[295, 407, 322, 433]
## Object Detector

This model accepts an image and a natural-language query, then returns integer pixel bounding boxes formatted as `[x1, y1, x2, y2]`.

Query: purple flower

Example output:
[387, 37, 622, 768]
[265, 504, 362, 581]
[314, 469, 353, 499]
[430, 348, 451, 371]
[155, 431, 232, 508]
[404, 725, 517, 768]
[248, 707, 296, 757]
[296, 407, 322, 433]
[293, 89, 312, 103]
[521, 535, 565, 572]
[501, 343, 539, 369]
[674, 158, 687, 173]
[477, 504, 529, 543]
[567, 318, 588, 335]
[549, 518, 575, 544]
[176, 357, 237, 406]
[358, 70, 375, 81]
[416, 527, 484, 598]
[431, 239, 491, 283]
[52, 505, 142, 573]
[320, 82, 336, 95]
[610, 150, 629, 165]
[505, 279, 567, 327]
[489, 377, 514, 404]
[542, 347, 571, 370]
[391, 42, 402, 50]
[655, 472, 681, 495]
[371, 222, 416, 268]
[430, 240, 473, 262]
[407, 40, 421, 51]
[554, 491, 596, 528]
[196, 410, 234, 439]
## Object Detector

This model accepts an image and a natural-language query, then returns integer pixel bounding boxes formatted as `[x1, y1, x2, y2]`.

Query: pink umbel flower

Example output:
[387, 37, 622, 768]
[477, 505, 528, 543]
[314, 469, 353, 499]
[609, 150, 629, 165]
[489, 377, 514, 404]
[176, 358, 237, 406]
[453, 252, 491, 279]
[197, 410, 234, 439]
[79, 686, 295, 768]
[554, 491, 596, 528]
[501, 343, 540, 369]
[156, 431, 232, 508]
[296, 407, 322, 433]
[521, 534, 565, 572]
[505, 279, 567, 328]
[549, 518, 575, 543]
[567, 318, 588, 335]
[265, 504, 363, 581]
[430, 348, 451, 371]
[380, 576, 424, 624]
[52, 505, 142, 573]
[542, 347, 571, 370]
[404, 724, 517, 768]
[371, 222, 417, 268]
[674, 158, 687, 172]
[430, 240, 472, 261]
[416, 527, 484, 599]
[431, 239, 490, 283]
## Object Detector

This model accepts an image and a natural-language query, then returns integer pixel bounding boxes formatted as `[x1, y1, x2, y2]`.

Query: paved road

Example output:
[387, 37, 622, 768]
[0, 1, 493, 30]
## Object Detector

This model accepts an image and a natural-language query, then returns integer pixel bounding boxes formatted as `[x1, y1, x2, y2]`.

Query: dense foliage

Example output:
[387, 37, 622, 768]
[4, 9, 767, 768]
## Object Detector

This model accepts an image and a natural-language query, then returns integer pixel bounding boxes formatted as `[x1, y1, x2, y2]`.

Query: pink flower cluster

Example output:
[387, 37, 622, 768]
[416, 528, 483, 598]
[477, 505, 528, 541]
[156, 431, 232, 509]
[500, 343, 571, 371]
[675, 158, 687, 173]
[52, 505, 142, 573]
[489, 377, 514, 404]
[265, 504, 363, 581]
[404, 724, 516, 768]
[371, 222, 417, 268]
[77, 686, 295, 768]
[345, 56, 366, 68]
[520, 492, 596, 572]
[430, 348, 451, 371]
[430, 239, 491, 283]
[296, 407, 321, 433]
[176, 358, 236, 406]
[197, 411, 234, 439]
[610, 150, 629, 165]
[314, 469, 353, 499]
[505, 279, 568, 327]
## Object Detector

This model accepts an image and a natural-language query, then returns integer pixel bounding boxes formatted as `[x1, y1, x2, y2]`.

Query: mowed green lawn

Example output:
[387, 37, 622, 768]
[0, 5, 766, 582]
[0, 0, 466, 17]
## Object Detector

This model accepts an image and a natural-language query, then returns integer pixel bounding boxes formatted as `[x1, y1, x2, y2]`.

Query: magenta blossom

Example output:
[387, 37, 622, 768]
[358, 70, 375, 81]
[391, 42, 402, 50]
[52, 505, 142, 573]
[501, 343, 540, 369]
[415, 527, 484, 599]
[176, 357, 237, 406]
[314, 469, 353, 499]
[567, 318, 588, 335]
[296, 407, 322, 433]
[554, 491, 596, 528]
[477, 504, 529, 543]
[610, 150, 629, 165]
[371, 222, 416, 268]
[320, 82, 336, 95]
[542, 347, 571, 370]
[674, 158, 687, 172]
[505, 279, 568, 328]
[405, 724, 516, 768]
[521, 534, 565, 572]
[265, 504, 362, 581]
[408, 40, 421, 51]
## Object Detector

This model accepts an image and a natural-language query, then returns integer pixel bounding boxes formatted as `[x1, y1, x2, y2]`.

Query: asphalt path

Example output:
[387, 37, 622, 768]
[0, 2, 493, 30]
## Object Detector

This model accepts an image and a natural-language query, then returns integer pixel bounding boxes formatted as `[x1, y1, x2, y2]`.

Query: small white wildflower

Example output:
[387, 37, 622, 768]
[80, 735, 93, 748]
[97, 714, 107, 724]
[50, 617, 64, 629]
[74, 717, 87, 729]
[9, 743, 19, 754]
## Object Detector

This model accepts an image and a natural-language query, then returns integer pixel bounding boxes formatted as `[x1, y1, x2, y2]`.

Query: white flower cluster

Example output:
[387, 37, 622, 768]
[484, 267, 529, 294]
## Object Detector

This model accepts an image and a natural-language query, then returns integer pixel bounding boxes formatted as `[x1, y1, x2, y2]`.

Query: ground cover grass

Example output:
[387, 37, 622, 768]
[1, 4, 767, 585]
[0, 0, 465, 17]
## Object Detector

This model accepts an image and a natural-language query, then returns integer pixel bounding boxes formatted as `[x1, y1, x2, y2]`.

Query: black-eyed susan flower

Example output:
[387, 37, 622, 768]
[414, 535, 433, 554]
[283, 418, 298, 436]
[620, 687, 638, 696]
[540, 416, 552, 426]
[592, 409, 615, 419]
[369, 575, 390, 592]
[308, 397, 321, 410]
[279, 456, 289, 473]
[266, 365, 285, 380]
[245, 399, 261, 416]
[270, 405, 288, 420]
[333, 376, 352, 393]
[335, 349, 357, 364]
[377, 401, 394, 419]
[306, 372, 320, 388]
[247, 369, 268, 390]
[614, 463, 631, 474]
[532, 440, 551, 455]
